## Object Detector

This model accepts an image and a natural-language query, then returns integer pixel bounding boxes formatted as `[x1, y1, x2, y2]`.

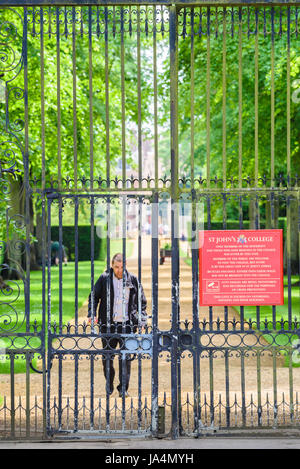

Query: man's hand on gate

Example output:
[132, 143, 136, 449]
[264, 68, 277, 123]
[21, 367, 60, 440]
[132, 311, 147, 328]
[88, 317, 98, 324]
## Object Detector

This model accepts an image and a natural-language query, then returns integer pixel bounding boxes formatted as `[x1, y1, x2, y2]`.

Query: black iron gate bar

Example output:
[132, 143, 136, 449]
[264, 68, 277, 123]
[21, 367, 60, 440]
[0, 1, 299, 440]
[45, 192, 156, 435]
[3, 1, 300, 5]
[1, 4, 297, 196]
[43, 190, 300, 437]
[11, 3, 300, 194]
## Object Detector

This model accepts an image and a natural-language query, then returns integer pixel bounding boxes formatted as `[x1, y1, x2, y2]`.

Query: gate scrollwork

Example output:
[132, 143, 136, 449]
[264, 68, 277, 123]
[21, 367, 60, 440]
[0, 264, 25, 332]
[0, 8, 25, 334]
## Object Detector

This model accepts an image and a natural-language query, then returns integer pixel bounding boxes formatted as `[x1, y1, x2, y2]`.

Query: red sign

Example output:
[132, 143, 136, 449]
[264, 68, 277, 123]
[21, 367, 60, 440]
[199, 230, 283, 306]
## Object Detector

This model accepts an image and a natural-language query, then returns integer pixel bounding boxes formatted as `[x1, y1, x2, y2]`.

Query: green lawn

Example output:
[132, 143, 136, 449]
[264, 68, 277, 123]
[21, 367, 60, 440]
[0, 260, 105, 373]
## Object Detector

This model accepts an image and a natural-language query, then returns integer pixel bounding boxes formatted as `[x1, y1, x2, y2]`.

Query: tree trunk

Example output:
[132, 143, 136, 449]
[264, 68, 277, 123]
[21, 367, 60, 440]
[34, 199, 44, 266]
[28, 193, 40, 271]
[265, 196, 279, 229]
[284, 196, 299, 276]
[2, 175, 40, 279]
[248, 197, 260, 229]
[2, 176, 24, 279]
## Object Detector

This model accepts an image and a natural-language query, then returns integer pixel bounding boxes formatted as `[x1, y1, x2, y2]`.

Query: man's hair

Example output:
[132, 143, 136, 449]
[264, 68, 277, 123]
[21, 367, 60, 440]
[112, 253, 123, 264]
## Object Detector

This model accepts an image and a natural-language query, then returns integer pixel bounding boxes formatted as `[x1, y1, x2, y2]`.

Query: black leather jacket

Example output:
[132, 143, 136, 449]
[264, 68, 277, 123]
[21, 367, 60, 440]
[87, 268, 147, 327]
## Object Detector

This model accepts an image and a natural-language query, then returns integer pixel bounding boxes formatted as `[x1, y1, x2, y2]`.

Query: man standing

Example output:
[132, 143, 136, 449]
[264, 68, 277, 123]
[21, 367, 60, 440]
[87, 253, 147, 397]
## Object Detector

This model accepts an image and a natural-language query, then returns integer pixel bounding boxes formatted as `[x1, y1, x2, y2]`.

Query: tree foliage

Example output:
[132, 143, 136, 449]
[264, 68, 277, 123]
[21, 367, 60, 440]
[158, 9, 300, 182]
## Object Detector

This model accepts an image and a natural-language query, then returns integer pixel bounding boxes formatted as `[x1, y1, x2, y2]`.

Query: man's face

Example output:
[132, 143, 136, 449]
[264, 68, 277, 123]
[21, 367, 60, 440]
[112, 260, 123, 279]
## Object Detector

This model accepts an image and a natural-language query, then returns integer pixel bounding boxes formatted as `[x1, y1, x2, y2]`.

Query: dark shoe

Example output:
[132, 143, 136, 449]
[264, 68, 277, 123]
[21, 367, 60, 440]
[107, 386, 114, 396]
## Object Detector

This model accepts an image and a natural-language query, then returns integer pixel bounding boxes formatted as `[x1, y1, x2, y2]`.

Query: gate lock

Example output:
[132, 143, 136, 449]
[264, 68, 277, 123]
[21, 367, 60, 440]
[123, 334, 152, 356]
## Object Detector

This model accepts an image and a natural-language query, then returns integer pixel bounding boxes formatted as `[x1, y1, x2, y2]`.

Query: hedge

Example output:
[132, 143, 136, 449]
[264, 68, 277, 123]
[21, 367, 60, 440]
[187, 219, 287, 240]
[50, 225, 106, 262]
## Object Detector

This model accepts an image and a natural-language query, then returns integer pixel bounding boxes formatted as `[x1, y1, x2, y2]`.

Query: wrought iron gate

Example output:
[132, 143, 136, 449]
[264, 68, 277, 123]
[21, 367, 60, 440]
[0, 1, 300, 440]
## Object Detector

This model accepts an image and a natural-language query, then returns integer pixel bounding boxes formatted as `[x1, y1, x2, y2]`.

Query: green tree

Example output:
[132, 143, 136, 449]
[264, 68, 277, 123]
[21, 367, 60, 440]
[159, 11, 300, 181]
